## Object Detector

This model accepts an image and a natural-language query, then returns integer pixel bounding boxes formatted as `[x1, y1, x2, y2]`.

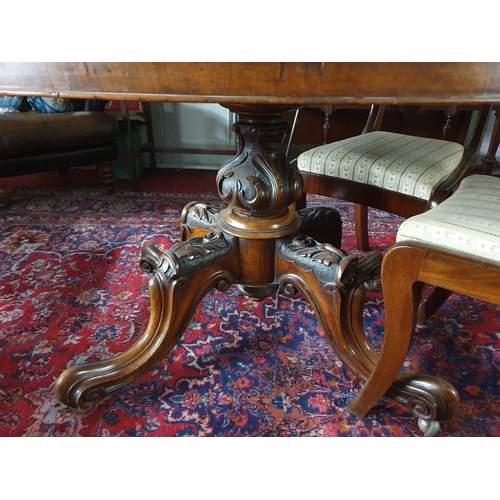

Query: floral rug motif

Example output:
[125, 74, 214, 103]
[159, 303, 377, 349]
[0, 187, 499, 436]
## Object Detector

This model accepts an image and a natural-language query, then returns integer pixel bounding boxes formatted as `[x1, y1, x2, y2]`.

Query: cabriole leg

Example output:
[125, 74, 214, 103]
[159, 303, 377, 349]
[55, 231, 239, 413]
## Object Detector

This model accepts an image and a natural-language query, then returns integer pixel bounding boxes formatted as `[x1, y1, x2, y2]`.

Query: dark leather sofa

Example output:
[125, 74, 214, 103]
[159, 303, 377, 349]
[0, 99, 119, 191]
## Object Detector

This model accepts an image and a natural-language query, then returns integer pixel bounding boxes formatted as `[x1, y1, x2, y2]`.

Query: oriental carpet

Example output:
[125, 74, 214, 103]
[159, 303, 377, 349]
[0, 187, 499, 437]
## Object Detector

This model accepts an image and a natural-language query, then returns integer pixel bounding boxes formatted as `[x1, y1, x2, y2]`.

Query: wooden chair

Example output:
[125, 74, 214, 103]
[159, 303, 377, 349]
[481, 105, 500, 175]
[346, 174, 500, 435]
[295, 104, 491, 251]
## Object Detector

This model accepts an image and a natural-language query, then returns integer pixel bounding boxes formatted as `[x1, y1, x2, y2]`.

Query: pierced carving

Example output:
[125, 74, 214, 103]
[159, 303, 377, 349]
[184, 202, 220, 224]
[141, 231, 234, 280]
[180, 202, 221, 240]
[280, 234, 358, 291]
[216, 118, 303, 216]
[55, 100, 462, 427]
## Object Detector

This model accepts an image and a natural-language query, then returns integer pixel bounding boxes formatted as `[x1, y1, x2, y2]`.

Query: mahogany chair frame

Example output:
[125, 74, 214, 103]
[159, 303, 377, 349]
[481, 105, 500, 175]
[347, 240, 500, 434]
[298, 104, 492, 251]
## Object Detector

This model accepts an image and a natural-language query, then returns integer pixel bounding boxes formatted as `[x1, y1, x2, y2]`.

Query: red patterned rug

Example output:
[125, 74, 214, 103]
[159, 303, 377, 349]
[1, 187, 499, 436]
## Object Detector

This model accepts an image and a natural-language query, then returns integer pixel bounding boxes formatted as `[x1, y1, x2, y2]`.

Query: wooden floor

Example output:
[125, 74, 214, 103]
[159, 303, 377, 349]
[0, 167, 220, 193]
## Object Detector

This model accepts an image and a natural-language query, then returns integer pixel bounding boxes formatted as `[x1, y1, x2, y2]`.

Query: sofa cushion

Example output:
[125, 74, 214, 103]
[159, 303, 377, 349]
[396, 175, 500, 263]
[0, 111, 119, 157]
[297, 131, 464, 201]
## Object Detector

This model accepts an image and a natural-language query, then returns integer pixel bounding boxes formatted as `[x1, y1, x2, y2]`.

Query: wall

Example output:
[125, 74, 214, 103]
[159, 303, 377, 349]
[149, 102, 238, 170]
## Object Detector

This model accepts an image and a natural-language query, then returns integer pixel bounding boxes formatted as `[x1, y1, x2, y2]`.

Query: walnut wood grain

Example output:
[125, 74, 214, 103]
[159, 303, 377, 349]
[1, 62, 500, 104]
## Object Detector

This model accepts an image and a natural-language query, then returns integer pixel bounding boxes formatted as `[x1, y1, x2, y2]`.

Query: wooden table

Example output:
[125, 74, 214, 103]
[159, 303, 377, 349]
[2, 62, 500, 429]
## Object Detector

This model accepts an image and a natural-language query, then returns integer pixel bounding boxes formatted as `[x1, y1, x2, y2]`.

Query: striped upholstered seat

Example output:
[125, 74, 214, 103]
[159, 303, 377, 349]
[294, 105, 491, 252]
[297, 131, 464, 202]
[396, 174, 500, 263]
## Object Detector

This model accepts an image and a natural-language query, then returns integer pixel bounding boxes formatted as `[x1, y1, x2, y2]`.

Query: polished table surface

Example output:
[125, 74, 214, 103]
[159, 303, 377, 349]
[2, 62, 500, 431]
[1, 62, 500, 105]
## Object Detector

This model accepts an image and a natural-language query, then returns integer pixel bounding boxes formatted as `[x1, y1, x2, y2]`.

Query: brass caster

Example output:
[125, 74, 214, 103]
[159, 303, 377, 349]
[418, 418, 440, 437]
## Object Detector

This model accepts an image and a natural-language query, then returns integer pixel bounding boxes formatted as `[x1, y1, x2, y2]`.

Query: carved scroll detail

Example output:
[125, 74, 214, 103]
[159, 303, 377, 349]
[216, 120, 303, 215]
[180, 202, 221, 241]
[385, 373, 461, 424]
[280, 234, 358, 291]
[141, 231, 234, 280]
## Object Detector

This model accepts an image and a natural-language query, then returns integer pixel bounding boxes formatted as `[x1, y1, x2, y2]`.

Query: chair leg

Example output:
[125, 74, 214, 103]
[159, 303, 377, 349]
[416, 286, 452, 325]
[482, 107, 500, 175]
[347, 244, 462, 435]
[347, 243, 425, 417]
[97, 161, 114, 194]
[354, 203, 370, 251]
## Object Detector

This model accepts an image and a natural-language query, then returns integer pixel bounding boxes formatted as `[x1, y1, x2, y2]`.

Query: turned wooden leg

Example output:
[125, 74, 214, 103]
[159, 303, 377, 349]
[322, 105, 334, 144]
[442, 104, 457, 140]
[482, 107, 500, 175]
[55, 231, 239, 413]
[97, 161, 114, 194]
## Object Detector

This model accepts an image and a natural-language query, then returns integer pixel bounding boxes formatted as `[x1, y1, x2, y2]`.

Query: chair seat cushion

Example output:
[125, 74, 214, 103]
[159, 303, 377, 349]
[396, 175, 500, 263]
[0, 111, 119, 157]
[297, 131, 464, 201]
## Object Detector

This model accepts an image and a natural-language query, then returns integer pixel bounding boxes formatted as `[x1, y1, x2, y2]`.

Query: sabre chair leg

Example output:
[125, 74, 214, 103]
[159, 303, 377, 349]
[347, 244, 424, 417]
[346, 243, 461, 433]
[56, 232, 239, 413]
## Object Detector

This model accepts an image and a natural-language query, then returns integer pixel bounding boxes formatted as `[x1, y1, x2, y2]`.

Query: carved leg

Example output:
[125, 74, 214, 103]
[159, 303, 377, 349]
[275, 235, 460, 432]
[276, 233, 383, 380]
[346, 243, 460, 431]
[56, 231, 239, 413]
[298, 206, 342, 248]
